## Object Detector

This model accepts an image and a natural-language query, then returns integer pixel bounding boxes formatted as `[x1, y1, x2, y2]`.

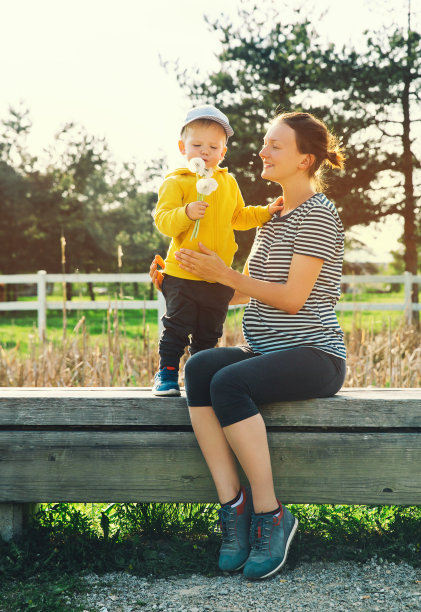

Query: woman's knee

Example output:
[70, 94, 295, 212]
[184, 351, 201, 381]
[184, 349, 221, 405]
[210, 367, 257, 426]
[184, 348, 217, 382]
[209, 367, 249, 408]
[211, 365, 247, 392]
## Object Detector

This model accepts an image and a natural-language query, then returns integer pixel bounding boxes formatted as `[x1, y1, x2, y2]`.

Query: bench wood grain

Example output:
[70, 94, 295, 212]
[1, 387, 420, 540]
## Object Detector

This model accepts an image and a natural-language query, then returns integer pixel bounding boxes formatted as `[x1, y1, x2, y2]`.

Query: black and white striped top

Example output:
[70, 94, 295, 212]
[243, 193, 346, 360]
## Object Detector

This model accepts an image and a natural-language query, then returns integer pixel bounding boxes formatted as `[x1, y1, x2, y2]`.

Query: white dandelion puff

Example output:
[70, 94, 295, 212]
[202, 167, 214, 178]
[188, 157, 206, 175]
[196, 178, 218, 196]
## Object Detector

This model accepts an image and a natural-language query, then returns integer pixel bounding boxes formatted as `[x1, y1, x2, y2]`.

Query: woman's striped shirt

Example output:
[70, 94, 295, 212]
[243, 193, 346, 360]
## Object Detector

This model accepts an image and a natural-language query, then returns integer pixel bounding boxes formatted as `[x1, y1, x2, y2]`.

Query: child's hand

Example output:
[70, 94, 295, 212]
[186, 200, 209, 220]
[268, 196, 284, 215]
[150, 255, 165, 290]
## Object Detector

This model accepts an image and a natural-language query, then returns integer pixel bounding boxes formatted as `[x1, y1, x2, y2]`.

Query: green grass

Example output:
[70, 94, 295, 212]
[341, 289, 405, 302]
[0, 309, 158, 353]
[0, 502, 420, 611]
[0, 574, 86, 612]
[0, 286, 413, 354]
[337, 310, 407, 334]
[0, 307, 408, 355]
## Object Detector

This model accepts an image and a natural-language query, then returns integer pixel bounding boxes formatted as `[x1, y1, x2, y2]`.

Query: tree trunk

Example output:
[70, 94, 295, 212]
[87, 282, 95, 301]
[66, 282, 73, 301]
[6, 285, 17, 301]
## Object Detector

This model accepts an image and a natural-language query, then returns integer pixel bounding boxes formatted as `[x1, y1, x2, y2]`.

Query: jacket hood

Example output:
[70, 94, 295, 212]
[165, 166, 228, 179]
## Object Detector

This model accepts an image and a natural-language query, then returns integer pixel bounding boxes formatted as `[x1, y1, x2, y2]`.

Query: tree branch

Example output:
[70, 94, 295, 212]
[376, 125, 401, 138]
[377, 119, 403, 125]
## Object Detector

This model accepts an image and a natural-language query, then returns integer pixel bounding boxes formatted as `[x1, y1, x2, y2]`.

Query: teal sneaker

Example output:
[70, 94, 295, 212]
[152, 367, 180, 396]
[217, 486, 252, 572]
[243, 504, 298, 580]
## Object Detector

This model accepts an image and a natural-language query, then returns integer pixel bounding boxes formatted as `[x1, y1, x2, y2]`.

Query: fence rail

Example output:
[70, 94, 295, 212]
[0, 270, 420, 340]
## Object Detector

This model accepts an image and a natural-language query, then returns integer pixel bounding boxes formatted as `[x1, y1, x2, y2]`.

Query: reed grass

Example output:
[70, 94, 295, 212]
[0, 307, 420, 387]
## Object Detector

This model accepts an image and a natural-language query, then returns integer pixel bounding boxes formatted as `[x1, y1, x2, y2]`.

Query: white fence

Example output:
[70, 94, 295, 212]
[0, 270, 420, 340]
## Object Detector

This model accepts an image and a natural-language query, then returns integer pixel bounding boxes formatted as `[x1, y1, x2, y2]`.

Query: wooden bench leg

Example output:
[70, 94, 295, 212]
[0, 503, 24, 542]
[0, 503, 40, 542]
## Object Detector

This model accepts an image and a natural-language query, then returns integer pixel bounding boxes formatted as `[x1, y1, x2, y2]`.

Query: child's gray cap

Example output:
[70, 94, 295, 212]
[181, 105, 234, 138]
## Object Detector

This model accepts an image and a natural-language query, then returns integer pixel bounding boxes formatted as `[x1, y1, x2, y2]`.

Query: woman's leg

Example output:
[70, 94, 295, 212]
[223, 414, 278, 512]
[184, 346, 255, 504]
[209, 347, 346, 511]
[187, 405, 240, 504]
[186, 346, 345, 509]
[185, 347, 260, 573]
[186, 346, 345, 578]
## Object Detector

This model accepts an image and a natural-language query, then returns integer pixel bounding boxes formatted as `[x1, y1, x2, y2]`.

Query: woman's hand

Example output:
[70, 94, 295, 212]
[150, 255, 165, 291]
[175, 242, 229, 284]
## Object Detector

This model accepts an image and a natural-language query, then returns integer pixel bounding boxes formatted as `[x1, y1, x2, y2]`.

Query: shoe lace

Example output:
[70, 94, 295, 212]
[215, 506, 237, 544]
[250, 515, 272, 552]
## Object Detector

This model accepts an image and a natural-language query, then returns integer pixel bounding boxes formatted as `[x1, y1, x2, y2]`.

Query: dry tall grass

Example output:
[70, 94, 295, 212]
[0, 310, 420, 387]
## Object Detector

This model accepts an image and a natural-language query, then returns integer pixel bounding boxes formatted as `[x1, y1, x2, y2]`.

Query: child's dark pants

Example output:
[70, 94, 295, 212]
[159, 275, 235, 369]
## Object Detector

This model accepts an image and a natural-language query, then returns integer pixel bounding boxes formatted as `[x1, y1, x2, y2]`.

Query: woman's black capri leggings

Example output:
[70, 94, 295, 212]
[184, 345, 346, 427]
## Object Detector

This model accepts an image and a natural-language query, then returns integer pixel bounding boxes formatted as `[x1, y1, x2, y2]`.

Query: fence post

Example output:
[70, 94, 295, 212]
[403, 271, 412, 326]
[37, 270, 47, 341]
[157, 290, 165, 336]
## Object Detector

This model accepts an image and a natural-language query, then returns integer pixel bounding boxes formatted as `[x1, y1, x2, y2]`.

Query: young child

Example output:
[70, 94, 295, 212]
[152, 104, 282, 396]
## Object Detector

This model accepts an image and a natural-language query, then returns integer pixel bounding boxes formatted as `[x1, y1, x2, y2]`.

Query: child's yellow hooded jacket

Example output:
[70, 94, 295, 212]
[154, 166, 271, 281]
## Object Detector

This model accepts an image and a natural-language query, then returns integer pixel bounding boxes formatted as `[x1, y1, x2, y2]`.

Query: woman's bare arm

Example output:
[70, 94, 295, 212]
[229, 260, 251, 305]
[175, 243, 323, 315]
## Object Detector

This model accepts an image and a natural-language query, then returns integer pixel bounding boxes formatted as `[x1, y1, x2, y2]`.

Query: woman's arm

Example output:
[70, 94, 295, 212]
[229, 261, 251, 305]
[175, 243, 323, 314]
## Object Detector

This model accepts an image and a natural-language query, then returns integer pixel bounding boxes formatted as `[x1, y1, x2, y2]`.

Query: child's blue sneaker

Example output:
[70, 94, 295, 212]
[217, 486, 251, 572]
[152, 367, 181, 396]
[243, 504, 298, 580]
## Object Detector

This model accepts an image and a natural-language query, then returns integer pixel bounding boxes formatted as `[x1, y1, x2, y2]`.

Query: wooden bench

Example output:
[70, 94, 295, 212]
[1, 387, 421, 541]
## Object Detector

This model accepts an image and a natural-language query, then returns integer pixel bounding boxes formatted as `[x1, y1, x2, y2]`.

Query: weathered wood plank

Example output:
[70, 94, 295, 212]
[1, 431, 421, 505]
[1, 388, 420, 428]
[0, 504, 23, 542]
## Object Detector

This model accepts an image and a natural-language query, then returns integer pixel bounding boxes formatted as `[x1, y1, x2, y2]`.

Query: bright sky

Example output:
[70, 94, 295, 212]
[1, 0, 416, 262]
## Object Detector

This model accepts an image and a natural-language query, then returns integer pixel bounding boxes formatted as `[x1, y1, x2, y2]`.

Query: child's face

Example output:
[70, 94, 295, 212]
[179, 123, 227, 169]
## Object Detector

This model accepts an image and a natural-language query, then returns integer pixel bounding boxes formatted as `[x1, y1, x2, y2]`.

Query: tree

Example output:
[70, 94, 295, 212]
[0, 106, 35, 276]
[173, 3, 420, 294]
[342, 20, 421, 316]
[103, 161, 170, 273]
[316, 9, 420, 319]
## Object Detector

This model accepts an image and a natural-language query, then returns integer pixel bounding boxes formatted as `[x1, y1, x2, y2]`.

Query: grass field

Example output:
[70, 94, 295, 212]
[0, 288, 414, 353]
[0, 309, 157, 352]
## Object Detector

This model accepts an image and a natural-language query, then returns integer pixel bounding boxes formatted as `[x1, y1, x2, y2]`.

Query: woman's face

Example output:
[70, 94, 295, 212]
[259, 121, 307, 184]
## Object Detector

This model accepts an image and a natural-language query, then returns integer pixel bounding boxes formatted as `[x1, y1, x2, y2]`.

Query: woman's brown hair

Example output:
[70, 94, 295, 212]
[273, 112, 345, 190]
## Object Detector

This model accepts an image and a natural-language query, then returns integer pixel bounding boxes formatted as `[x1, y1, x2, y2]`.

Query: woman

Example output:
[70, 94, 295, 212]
[151, 111, 346, 580]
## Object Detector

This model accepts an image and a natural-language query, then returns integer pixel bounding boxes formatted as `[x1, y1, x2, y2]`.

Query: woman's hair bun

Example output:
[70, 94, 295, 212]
[326, 148, 345, 169]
